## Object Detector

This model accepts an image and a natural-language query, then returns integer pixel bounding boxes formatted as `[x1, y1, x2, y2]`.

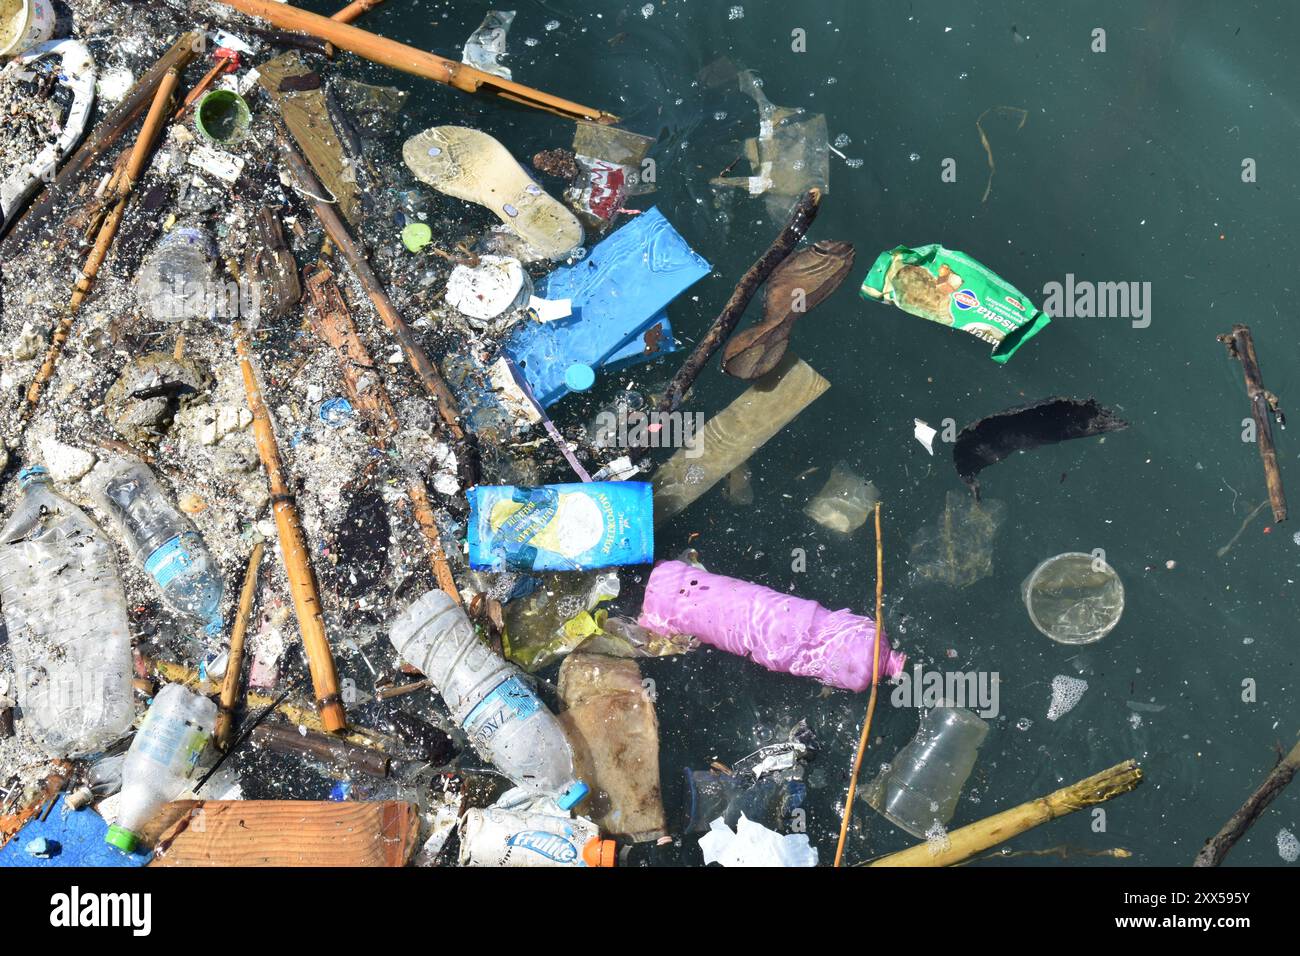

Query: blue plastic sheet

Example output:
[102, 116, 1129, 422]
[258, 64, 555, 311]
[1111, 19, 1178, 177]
[0, 795, 151, 867]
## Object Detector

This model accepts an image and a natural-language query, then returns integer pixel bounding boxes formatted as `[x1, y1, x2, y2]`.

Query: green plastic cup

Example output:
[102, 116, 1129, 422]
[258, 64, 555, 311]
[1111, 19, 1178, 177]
[195, 89, 251, 145]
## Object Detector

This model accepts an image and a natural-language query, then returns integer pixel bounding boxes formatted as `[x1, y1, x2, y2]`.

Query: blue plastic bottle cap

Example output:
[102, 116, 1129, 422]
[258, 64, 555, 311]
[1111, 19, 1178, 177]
[17, 465, 50, 489]
[556, 780, 590, 811]
[564, 363, 596, 392]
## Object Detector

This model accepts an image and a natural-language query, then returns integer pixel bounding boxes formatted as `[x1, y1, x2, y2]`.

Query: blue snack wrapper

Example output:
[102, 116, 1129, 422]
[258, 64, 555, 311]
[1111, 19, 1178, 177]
[467, 482, 654, 572]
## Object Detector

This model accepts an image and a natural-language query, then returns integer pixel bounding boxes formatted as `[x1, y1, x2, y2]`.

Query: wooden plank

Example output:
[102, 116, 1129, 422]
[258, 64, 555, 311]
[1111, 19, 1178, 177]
[148, 801, 419, 866]
[652, 353, 830, 524]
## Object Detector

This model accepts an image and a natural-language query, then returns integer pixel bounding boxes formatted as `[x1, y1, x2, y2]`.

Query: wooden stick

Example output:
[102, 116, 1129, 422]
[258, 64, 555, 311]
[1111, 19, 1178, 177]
[0, 32, 203, 249]
[375, 678, 432, 702]
[214, 0, 617, 123]
[233, 321, 347, 733]
[834, 501, 885, 867]
[22, 68, 181, 420]
[637, 188, 822, 458]
[216, 542, 265, 750]
[867, 760, 1144, 867]
[251, 722, 390, 777]
[303, 266, 462, 602]
[331, 0, 387, 24]
[1194, 736, 1300, 867]
[281, 141, 469, 450]
[1219, 324, 1287, 523]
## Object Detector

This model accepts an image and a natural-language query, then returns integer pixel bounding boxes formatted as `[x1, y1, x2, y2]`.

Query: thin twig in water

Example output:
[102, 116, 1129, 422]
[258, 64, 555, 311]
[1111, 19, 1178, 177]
[1217, 499, 1269, 558]
[834, 501, 885, 867]
[977, 106, 1028, 202]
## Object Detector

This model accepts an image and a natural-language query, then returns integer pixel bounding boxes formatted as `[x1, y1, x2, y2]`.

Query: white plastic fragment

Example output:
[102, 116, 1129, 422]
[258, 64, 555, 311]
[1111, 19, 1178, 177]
[527, 295, 572, 323]
[187, 144, 245, 184]
[698, 814, 818, 867]
[914, 418, 937, 455]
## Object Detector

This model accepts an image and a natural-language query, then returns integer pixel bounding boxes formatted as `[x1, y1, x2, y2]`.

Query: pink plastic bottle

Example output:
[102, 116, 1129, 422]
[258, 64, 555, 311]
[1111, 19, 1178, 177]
[638, 561, 905, 691]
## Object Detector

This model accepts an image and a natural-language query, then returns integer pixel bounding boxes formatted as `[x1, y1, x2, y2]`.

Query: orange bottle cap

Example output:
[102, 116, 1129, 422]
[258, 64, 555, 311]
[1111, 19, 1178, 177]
[582, 837, 618, 867]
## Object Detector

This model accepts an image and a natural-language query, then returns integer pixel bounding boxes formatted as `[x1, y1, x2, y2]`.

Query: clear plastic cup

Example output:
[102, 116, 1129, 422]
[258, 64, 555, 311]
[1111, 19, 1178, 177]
[864, 706, 988, 838]
[1021, 552, 1124, 645]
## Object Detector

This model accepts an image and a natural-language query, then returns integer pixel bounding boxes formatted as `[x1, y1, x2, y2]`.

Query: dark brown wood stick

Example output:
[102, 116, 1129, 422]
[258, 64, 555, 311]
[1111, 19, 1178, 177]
[637, 187, 822, 461]
[251, 722, 391, 777]
[1194, 737, 1300, 866]
[1219, 324, 1287, 523]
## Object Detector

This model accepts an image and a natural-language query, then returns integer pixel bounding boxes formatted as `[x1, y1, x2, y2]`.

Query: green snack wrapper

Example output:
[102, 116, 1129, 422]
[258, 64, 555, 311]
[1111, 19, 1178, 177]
[860, 244, 1050, 363]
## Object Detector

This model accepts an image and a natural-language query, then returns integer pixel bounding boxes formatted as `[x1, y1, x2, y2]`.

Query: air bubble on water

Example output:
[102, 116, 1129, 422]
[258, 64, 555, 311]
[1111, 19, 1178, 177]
[713, 110, 728, 121]
[1015, 717, 1032, 731]
[1047, 675, 1088, 721]
[834, 133, 851, 148]
[1278, 828, 1300, 863]
[728, 6, 745, 20]
[908, 152, 921, 163]
[641, 3, 655, 17]
[826, 76, 837, 85]
[545, 19, 560, 30]
[791, 159, 804, 171]
[924, 820, 951, 855]
[524, 37, 540, 47]
[685, 464, 706, 484]
[958, 72, 968, 80]
[556, 595, 584, 619]
[1129, 712, 1143, 730]
[845, 158, 864, 168]
[1292, 530, 1300, 545]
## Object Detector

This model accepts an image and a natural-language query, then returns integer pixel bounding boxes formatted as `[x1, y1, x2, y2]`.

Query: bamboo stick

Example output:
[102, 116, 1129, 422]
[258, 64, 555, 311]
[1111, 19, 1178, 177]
[408, 478, 461, 603]
[216, 542, 265, 750]
[1194, 736, 1300, 867]
[834, 501, 885, 867]
[22, 68, 181, 420]
[214, 0, 618, 123]
[0, 32, 203, 249]
[866, 760, 1144, 867]
[1219, 324, 1287, 523]
[233, 321, 347, 733]
[331, 0, 387, 23]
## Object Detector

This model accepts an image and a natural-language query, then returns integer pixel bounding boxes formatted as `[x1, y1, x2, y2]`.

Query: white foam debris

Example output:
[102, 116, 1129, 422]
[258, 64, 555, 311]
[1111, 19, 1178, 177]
[1047, 675, 1088, 721]
[1279, 828, 1300, 863]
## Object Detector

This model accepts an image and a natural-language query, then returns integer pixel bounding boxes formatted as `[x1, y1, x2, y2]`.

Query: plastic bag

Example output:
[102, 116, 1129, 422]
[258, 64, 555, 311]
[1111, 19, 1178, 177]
[908, 490, 1007, 588]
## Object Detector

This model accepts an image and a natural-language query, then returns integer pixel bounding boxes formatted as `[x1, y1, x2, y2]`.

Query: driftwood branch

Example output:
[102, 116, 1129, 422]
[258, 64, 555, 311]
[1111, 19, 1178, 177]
[638, 187, 821, 459]
[1219, 323, 1287, 523]
[1194, 737, 1300, 867]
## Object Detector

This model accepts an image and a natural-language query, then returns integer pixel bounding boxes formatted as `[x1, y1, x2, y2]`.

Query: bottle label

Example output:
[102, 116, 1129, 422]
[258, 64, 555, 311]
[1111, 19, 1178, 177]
[137, 711, 210, 775]
[461, 675, 540, 747]
[144, 533, 199, 588]
[505, 830, 579, 864]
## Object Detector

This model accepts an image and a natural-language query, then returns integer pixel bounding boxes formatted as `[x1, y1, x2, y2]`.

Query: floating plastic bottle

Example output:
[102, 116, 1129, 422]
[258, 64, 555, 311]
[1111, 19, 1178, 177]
[136, 226, 219, 323]
[91, 458, 225, 640]
[458, 805, 615, 867]
[0, 465, 134, 757]
[106, 683, 216, 852]
[389, 590, 588, 808]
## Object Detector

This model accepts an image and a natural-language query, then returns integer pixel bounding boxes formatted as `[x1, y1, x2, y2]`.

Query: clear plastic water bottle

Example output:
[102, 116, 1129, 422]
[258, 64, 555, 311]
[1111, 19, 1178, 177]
[105, 683, 217, 853]
[136, 226, 219, 323]
[91, 458, 225, 641]
[0, 465, 134, 757]
[389, 590, 588, 809]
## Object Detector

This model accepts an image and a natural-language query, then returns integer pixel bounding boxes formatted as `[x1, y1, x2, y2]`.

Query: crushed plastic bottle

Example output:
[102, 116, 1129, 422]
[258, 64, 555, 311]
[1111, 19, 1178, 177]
[105, 683, 216, 852]
[389, 590, 588, 808]
[90, 458, 225, 640]
[135, 226, 220, 323]
[0, 465, 134, 757]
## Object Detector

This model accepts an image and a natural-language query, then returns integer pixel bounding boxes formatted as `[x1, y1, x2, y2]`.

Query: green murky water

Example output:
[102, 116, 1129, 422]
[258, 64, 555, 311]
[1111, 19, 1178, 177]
[301, 0, 1300, 866]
